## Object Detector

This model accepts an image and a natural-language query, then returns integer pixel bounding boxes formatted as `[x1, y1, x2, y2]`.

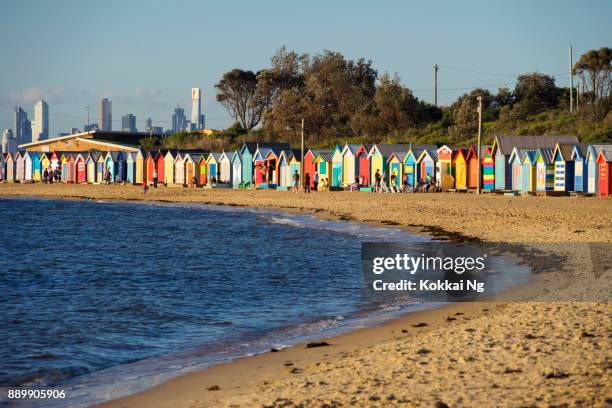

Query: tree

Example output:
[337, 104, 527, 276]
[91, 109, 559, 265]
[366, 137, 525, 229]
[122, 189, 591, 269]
[448, 89, 492, 144]
[513, 73, 559, 114]
[374, 73, 419, 137]
[215, 69, 266, 131]
[573, 47, 612, 120]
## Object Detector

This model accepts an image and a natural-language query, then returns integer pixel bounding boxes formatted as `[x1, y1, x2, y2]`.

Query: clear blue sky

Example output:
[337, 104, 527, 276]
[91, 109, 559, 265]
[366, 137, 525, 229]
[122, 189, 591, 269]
[1, 0, 610, 136]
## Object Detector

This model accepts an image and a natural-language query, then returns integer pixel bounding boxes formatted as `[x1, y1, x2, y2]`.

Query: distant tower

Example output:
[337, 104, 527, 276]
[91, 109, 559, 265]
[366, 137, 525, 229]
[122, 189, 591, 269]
[99, 98, 112, 131]
[2, 129, 17, 154]
[121, 113, 137, 132]
[14, 106, 31, 145]
[145, 118, 153, 132]
[172, 106, 187, 133]
[191, 88, 203, 130]
[32, 100, 49, 142]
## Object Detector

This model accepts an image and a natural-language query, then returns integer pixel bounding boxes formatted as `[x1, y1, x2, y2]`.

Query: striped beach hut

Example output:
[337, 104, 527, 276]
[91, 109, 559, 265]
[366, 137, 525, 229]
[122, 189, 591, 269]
[125, 152, 136, 184]
[75, 153, 87, 183]
[508, 147, 525, 192]
[86, 153, 98, 183]
[586, 145, 611, 194]
[535, 148, 554, 192]
[96, 152, 106, 183]
[231, 151, 242, 188]
[135, 149, 146, 184]
[571, 144, 588, 193]
[331, 145, 344, 188]
[552, 143, 575, 192]
[164, 150, 176, 185]
[198, 154, 208, 186]
[436, 145, 453, 189]
[5, 153, 16, 182]
[492, 135, 579, 190]
[481, 147, 495, 190]
[387, 152, 405, 190]
[597, 150, 612, 197]
[31, 152, 41, 181]
[520, 150, 537, 193]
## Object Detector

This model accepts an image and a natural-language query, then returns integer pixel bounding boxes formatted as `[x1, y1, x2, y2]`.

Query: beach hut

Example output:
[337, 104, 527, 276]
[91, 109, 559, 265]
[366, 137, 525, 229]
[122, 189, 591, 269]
[135, 149, 146, 184]
[231, 151, 242, 188]
[341, 144, 369, 186]
[535, 148, 554, 192]
[219, 151, 232, 184]
[586, 145, 611, 194]
[276, 150, 291, 189]
[508, 147, 525, 192]
[40, 152, 51, 177]
[313, 151, 333, 188]
[104, 151, 124, 182]
[15, 152, 25, 181]
[24, 152, 33, 181]
[5, 153, 16, 182]
[465, 146, 481, 189]
[146, 151, 157, 184]
[552, 143, 576, 192]
[125, 152, 136, 183]
[164, 150, 176, 185]
[289, 150, 301, 185]
[303, 149, 318, 188]
[75, 153, 87, 183]
[207, 152, 222, 184]
[67, 153, 76, 183]
[183, 153, 199, 186]
[452, 148, 468, 190]
[60, 153, 68, 182]
[0, 154, 5, 181]
[31, 152, 41, 181]
[368, 144, 411, 187]
[239, 142, 291, 188]
[571, 144, 588, 193]
[415, 147, 437, 185]
[481, 147, 495, 190]
[403, 149, 419, 188]
[331, 145, 344, 187]
[96, 152, 106, 183]
[86, 153, 98, 183]
[436, 145, 453, 189]
[492, 135, 579, 191]
[252, 148, 268, 185]
[520, 150, 537, 193]
[173, 152, 186, 185]
[387, 152, 405, 189]
[597, 150, 612, 197]
[198, 154, 208, 186]
[50, 151, 60, 172]
[155, 150, 166, 184]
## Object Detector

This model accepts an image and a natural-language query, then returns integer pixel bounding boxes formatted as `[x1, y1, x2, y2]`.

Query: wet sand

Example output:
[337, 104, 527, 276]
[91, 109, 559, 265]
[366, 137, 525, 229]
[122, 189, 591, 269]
[1, 183, 610, 407]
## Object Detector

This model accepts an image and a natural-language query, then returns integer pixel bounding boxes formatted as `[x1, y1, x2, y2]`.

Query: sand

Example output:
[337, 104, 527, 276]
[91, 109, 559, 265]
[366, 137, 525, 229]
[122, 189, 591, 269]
[1, 183, 610, 407]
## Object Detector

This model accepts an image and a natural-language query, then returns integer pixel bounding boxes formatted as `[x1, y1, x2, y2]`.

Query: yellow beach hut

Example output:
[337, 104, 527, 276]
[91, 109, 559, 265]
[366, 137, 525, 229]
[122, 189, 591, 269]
[135, 148, 146, 184]
[164, 150, 176, 185]
[313, 151, 333, 188]
[452, 148, 468, 190]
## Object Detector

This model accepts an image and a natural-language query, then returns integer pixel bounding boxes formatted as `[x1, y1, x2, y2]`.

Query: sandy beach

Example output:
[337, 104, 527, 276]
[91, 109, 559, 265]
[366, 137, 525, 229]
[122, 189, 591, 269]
[1, 183, 610, 407]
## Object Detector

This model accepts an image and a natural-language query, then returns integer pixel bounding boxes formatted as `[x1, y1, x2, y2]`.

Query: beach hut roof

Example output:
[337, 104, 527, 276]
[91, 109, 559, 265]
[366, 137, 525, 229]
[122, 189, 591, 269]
[493, 135, 579, 155]
[521, 150, 538, 165]
[315, 151, 333, 162]
[241, 141, 291, 155]
[387, 151, 407, 163]
[231, 150, 242, 163]
[586, 144, 612, 161]
[209, 152, 223, 162]
[536, 147, 554, 164]
[570, 143, 590, 160]
[369, 143, 412, 157]
[417, 148, 438, 162]
[599, 149, 612, 162]
[109, 151, 124, 161]
[554, 143, 576, 161]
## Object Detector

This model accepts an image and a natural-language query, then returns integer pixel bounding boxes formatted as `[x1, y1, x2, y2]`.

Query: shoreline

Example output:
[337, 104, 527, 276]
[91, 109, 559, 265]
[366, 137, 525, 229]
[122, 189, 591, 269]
[0, 184, 610, 407]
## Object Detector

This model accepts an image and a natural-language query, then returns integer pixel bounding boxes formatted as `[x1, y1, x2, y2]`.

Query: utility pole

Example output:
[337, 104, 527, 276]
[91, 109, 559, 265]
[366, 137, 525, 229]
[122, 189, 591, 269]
[569, 46, 573, 113]
[300, 117, 305, 191]
[577, 79, 580, 110]
[476, 96, 483, 195]
[433, 64, 439, 106]
[85, 106, 90, 129]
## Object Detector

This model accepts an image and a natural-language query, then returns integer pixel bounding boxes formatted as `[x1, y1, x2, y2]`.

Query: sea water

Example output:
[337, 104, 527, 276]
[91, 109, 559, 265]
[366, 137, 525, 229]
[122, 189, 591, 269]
[0, 197, 529, 407]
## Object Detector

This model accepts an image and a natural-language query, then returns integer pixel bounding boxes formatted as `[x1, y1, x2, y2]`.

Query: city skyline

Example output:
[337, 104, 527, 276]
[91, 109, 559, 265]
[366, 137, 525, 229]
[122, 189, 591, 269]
[1, 1, 611, 136]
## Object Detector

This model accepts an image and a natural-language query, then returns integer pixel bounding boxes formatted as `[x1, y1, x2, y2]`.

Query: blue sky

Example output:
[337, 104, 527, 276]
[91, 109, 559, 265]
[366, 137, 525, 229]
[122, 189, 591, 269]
[1, 0, 610, 136]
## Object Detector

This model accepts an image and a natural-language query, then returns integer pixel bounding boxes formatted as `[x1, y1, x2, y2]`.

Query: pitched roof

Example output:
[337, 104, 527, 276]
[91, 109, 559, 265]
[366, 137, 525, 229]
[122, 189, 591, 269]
[371, 143, 412, 157]
[387, 152, 407, 162]
[315, 152, 333, 162]
[555, 143, 576, 161]
[599, 150, 612, 162]
[493, 135, 579, 155]
[242, 142, 292, 155]
[536, 148, 554, 164]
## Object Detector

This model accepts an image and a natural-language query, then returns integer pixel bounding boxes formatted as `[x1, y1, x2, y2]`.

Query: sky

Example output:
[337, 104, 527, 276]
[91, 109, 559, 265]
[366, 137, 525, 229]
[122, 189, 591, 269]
[1, 0, 610, 137]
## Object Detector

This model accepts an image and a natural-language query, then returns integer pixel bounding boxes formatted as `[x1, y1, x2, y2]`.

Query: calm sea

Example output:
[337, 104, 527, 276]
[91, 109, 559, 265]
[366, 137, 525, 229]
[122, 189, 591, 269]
[0, 197, 527, 407]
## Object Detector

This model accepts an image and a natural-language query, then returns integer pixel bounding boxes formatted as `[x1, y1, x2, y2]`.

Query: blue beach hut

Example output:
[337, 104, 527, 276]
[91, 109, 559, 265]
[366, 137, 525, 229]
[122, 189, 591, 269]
[552, 143, 575, 192]
[570, 144, 588, 193]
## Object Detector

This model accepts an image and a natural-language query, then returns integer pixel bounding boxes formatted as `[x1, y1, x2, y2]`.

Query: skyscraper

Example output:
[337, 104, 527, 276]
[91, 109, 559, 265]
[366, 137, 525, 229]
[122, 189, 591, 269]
[121, 114, 137, 132]
[99, 98, 112, 131]
[145, 118, 153, 132]
[14, 106, 32, 145]
[32, 100, 49, 142]
[191, 88, 203, 130]
[2, 129, 16, 154]
[172, 106, 187, 133]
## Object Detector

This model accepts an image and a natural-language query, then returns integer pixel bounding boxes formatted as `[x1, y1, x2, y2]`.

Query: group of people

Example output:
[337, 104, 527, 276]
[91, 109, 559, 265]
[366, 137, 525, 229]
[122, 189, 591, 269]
[41, 168, 61, 184]
[373, 169, 436, 193]
[291, 170, 330, 193]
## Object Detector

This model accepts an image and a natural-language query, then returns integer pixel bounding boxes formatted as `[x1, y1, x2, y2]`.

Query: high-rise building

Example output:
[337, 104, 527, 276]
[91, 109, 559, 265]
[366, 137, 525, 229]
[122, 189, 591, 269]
[32, 100, 49, 142]
[99, 98, 112, 131]
[14, 106, 32, 145]
[172, 106, 187, 133]
[84, 123, 99, 132]
[145, 118, 153, 132]
[121, 113, 137, 132]
[191, 88, 203, 130]
[71, 127, 80, 134]
[2, 129, 17, 154]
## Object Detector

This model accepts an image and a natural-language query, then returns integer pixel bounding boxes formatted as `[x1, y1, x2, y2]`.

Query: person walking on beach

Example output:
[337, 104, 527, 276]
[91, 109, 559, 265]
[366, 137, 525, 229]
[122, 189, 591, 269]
[390, 172, 397, 193]
[402, 173, 409, 193]
[153, 169, 158, 188]
[304, 173, 311, 193]
[105, 170, 111, 185]
[292, 170, 300, 192]
[381, 171, 388, 193]
[313, 171, 319, 191]
[374, 170, 381, 192]
[43, 168, 48, 184]
[142, 180, 148, 194]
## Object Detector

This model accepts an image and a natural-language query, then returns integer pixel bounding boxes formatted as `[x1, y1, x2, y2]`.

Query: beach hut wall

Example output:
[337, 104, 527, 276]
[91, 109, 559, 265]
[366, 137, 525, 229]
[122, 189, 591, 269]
[403, 150, 419, 188]
[0, 154, 5, 181]
[313, 152, 333, 188]
[231, 151, 242, 188]
[24, 152, 33, 181]
[155, 150, 165, 184]
[552, 143, 576, 192]
[436, 145, 454, 189]
[219, 151, 232, 184]
[67, 153, 76, 183]
[75, 153, 87, 183]
[597, 150, 612, 197]
[40, 152, 51, 176]
[387, 152, 405, 189]
[31, 152, 41, 181]
[125, 152, 136, 183]
[452, 148, 468, 189]
[520, 151, 537, 193]
[535, 148, 555, 192]
[163, 150, 176, 185]
[207, 152, 222, 184]
[356, 145, 371, 186]
[15, 152, 25, 181]
[49, 151, 60, 171]
[465, 146, 480, 189]
[174, 152, 186, 185]
[86, 153, 98, 183]
[341, 144, 360, 186]
[570, 144, 588, 193]
[289, 152, 301, 184]
[6, 153, 16, 181]
[481, 147, 495, 189]
[61, 154, 68, 182]
[198, 154, 208, 186]
[146, 152, 156, 183]
[135, 149, 146, 184]
[303, 149, 318, 188]
[508, 147, 525, 192]
[415, 148, 437, 184]
[331, 146, 343, 187]
[277, 151, 290, 188]
[586, 145, 611, 194]
[96, 152, 106, 183]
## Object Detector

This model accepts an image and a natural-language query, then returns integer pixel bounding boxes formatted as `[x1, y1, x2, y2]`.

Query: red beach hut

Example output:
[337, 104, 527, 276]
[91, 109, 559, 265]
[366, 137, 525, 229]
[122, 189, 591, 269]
[303, 149, 317, 188]
[597, 150, 612, 197]
[356, 145, 371, 186]
[156, 150, 165, 183]
[465, 146, 479, 189]
[75, 154, 87, 183]
[146, 152, 156, 184]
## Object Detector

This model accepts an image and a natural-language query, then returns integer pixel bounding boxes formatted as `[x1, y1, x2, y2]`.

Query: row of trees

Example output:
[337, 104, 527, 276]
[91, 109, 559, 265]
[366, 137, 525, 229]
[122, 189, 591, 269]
[214, 47, 611, 146]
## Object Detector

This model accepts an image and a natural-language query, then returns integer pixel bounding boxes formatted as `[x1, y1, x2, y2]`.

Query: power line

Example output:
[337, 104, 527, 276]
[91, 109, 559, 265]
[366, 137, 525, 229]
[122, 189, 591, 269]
[437, 64, 568, 78]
